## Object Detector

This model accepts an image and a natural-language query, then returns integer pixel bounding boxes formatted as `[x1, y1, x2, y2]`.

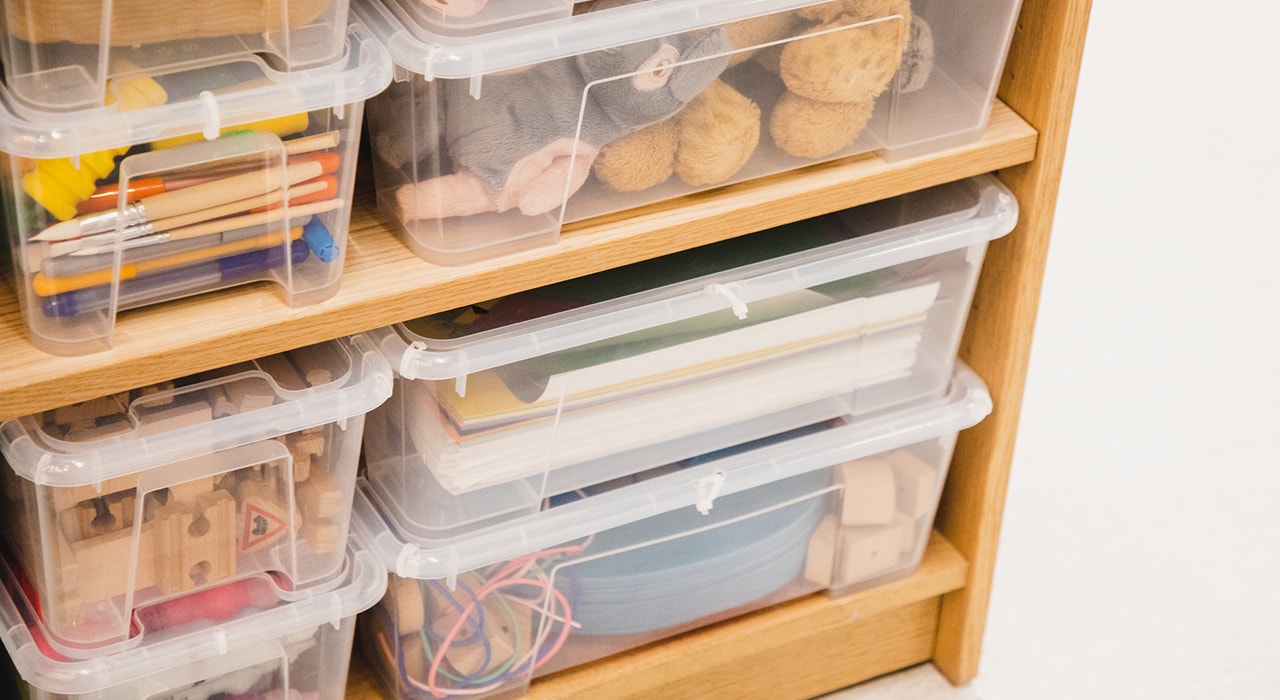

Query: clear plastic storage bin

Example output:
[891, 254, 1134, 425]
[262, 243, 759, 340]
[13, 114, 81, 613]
[355, 0, 1022, 264]
[0, 0, 353, 113]
[0, 334, 393, 649]
[0, 534, 386, 699]
[0, 24, 392, 356]
[362, 175, 1015, 538]
[354, 363, 991, 700]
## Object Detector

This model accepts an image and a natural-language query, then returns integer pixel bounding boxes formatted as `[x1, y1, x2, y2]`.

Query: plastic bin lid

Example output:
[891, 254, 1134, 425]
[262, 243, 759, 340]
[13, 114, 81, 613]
[0, 333, 394, 488]
[379, 175, 1017, 382]
[0, 24, 392, 159]
[0, 535, 387, 696]
[354, 362, 992, 580]
[354, 0, 863, 80]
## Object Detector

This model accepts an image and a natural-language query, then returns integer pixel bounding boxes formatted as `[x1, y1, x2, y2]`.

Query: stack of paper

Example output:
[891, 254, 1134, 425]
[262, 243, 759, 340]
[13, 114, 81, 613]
[406, 282, 941, 493]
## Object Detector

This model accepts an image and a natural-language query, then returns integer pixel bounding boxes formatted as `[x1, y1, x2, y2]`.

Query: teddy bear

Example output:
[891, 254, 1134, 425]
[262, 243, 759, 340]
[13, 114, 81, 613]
[591, 0, 934, 192]
[387, 0, 732, 223]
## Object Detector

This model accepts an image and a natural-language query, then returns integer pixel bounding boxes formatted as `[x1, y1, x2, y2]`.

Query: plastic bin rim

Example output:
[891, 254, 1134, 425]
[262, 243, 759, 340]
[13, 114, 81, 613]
[356, 362, 992, 580]
[0, 536, 388, 696]
[0, 333, 395, 487]
[0, 23, 393, 159]
[386, 175, 1017, 381]
[354, 0, 895, 80]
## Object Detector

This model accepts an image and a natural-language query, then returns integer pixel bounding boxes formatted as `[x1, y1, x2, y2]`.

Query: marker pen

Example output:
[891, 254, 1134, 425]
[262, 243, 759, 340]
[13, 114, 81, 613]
[42, 238, 310, 317]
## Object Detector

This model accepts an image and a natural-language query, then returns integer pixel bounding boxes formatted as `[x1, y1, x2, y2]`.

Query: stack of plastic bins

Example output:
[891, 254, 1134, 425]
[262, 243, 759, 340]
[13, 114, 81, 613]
[354, 0, 1022, 264]
[0, 23, 392, 355]
[354, 363, 992, 700]
[0, 333, 392, 651]
[0, 0, 354, 114]
[362, 175, 1016, 543]
[0, 534, 387, 700]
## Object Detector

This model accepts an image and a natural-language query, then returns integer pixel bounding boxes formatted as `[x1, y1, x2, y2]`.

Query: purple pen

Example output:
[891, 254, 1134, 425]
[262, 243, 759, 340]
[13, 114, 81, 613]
[42, 238, 311, 317]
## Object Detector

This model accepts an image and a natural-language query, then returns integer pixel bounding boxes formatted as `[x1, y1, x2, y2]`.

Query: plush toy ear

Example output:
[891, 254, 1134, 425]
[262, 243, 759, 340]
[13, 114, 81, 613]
[665, 27, 733, 103]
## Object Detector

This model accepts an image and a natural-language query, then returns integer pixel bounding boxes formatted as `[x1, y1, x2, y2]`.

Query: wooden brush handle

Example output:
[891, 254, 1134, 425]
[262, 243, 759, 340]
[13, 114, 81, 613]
[140, 161, 324, 222]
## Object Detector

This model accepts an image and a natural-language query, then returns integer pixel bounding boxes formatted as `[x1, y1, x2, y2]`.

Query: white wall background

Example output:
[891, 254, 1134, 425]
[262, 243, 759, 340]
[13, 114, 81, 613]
[831, 2, 1280, 698]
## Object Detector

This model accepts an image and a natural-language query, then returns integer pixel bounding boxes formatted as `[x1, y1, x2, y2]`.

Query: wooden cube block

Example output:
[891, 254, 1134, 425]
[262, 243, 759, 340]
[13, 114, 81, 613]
[891, 449, 937, 519]
[837, 457, 896, 526]
[803, 514, 840, 588]
[836, 523, 907, 585]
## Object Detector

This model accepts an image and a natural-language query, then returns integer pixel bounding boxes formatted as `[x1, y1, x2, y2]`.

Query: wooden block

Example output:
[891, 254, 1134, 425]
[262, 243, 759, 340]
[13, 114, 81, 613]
[51, 396, 123, 429]
[135, 381, 175, 406]
[222, 377, 278, 414]
[390, 575, 426, 632]
[893, 511, 919, 555]
[803, 514, 839, 588]
[836, 523, 907, 586]
[837, 457, 896, 526]
[288, 432, 327, 458]
[298, 465, 342, 520]
[63, 416, 134, 443]
[255, 352, 307, 391]
[286, 342, 344, 387]
[207, 384, 237, 418]
[134, 400, 212, 438]
[236, 478, 292, 554]
[165, 475, 216, 507]
[60, 494, 135, 543]
[51, 473, 142, 513]
[891, 449, 937, 519]
[300, 518, 339, 554]
[70, 524, 151, 615]
[151, 489, 237, 593]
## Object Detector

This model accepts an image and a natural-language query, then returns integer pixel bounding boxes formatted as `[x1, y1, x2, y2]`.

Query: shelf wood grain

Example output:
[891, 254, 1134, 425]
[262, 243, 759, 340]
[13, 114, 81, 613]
[346, 531, 967, 700]
[0, 101, 1035, 422]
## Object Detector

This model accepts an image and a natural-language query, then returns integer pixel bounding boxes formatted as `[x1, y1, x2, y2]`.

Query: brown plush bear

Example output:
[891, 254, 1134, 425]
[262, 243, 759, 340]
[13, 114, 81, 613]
[592, 0, 932, 191]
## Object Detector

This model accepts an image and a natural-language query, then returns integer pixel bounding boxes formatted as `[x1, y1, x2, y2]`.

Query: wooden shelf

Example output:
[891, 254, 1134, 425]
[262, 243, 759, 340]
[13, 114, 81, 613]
[345, 531, 968, 700]
[0, 101, 1035, 421]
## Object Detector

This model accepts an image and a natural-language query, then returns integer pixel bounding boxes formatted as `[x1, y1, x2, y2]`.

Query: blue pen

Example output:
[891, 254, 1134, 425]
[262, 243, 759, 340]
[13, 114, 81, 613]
[301, 218, 339, 263]
[42, 238, 311, 317]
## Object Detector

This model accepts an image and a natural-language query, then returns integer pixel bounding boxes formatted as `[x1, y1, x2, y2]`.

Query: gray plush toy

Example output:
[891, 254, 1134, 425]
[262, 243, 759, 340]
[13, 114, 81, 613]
[394, 17, 732, 221]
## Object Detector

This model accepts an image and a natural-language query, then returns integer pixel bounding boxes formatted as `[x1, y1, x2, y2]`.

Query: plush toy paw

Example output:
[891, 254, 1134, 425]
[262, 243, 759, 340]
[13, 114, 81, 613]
[770, 92, 874, 159]
[594, 121, 680, 192]
[673, 79, 761, 186]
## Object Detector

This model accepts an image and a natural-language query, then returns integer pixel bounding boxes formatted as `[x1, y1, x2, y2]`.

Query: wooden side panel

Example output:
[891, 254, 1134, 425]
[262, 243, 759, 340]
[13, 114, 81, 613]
[933, 0, 1094, 684]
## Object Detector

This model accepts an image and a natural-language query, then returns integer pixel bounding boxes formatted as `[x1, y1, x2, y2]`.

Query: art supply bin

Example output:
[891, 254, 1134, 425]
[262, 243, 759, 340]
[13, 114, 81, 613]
[0, 24, 392, 356]
[362, 175, 1016, 539]
[0, 534, 386, 699]
[354, 363, 991, 700]
[354, 0, 1022, 264]
[0, 333, 394, 649]
[0, 0, 353, 114]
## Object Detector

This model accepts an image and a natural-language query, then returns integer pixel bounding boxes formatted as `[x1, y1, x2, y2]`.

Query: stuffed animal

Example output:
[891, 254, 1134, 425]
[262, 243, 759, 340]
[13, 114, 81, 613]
[392, 1, 732, 222]
[592, 0, 934, 191]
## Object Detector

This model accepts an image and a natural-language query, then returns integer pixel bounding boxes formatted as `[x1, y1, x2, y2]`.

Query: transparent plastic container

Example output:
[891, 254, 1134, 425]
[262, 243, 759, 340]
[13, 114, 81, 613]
[0, 0, 353, 114]
[354, 363, 991, 699]
[0, 534, 386, 699]
[0, 24, 393, 356]
[362, 175, 1015, 538]
[354, 0, 1022, 264]
[0, 334, 394, 650]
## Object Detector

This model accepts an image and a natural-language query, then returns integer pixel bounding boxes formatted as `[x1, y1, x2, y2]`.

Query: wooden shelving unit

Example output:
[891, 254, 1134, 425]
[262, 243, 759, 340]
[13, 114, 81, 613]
[0, 0, 1090, 695]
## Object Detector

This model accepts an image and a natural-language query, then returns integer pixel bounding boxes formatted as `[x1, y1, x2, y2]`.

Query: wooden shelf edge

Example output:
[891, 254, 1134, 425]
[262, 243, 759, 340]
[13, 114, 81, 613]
[0, 102, 1036, 420]
[346, 530, 968, 700]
